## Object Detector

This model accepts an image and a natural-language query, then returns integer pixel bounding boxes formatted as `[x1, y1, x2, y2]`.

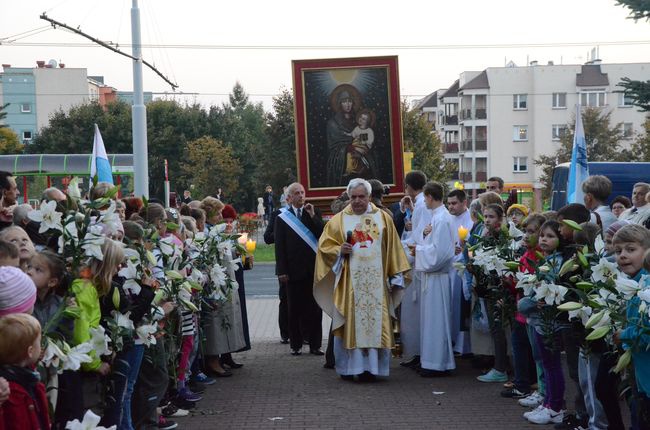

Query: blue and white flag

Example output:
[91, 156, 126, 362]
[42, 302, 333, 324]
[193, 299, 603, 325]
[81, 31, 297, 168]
[90, 123, 113, 185]
[567, 105, 589, 204]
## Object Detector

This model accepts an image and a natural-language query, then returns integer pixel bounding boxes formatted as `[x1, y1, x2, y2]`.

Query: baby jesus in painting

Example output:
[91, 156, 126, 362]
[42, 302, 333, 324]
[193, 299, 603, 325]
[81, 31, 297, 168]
[344, 110, 375, 177]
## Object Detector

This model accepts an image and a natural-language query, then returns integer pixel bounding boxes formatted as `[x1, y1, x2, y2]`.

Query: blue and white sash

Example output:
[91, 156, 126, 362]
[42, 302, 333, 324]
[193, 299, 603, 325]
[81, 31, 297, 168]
[278, 207, 318, 253]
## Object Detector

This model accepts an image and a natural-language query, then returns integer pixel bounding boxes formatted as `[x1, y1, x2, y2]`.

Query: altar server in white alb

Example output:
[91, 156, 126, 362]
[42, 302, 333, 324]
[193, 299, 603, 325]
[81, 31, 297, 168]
[398, 170, 429, 369]
[414, 181, 456, 377]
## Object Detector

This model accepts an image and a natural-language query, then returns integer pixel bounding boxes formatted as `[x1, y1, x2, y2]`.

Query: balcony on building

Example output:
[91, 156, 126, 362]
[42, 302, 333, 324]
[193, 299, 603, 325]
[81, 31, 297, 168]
[475, 171, 487, 182]
[444, 143, 459, 153]
[443, 114, 458, 125]
[460, 139, 473, 152]
[460, 172, 473, 182]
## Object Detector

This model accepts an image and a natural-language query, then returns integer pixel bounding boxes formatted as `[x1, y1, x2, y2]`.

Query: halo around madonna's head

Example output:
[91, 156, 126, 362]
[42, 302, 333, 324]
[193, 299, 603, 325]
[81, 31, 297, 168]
[330, 84, 362, 113]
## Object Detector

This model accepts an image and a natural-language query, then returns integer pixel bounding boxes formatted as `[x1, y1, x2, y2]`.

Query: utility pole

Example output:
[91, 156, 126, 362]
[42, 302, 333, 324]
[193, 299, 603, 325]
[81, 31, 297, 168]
[131, 0, 148, 198]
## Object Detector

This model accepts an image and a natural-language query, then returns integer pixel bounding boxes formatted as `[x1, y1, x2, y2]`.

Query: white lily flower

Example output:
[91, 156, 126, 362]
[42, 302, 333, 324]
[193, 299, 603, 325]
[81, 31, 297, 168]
[122, 279, 142, 296]
[217, 240, 233, 257]
[614, 277, 640, 300]
[123, 248, 141, 261]
[28, 200, 63, 233]
[638, 288, 650, 305]
[568, 305, 593, 326]
[65, 409, 116, 430]
[515, 272, 538, 297]
[534, 281, 568, 306]
[591, 258, 620, 284]
[59, 216, 79, 250]
[41, 338, 66, 369]
[194, 232, 206, 241]
[112, 311, 135, 330]
[135, 323, 158, 347]
[82, 225, 105, 261]
[98, 201, 122, 237]
[118, 259, 139, 280]
[209, 223, 227, 236]
[88, 325, 111, 357]
[594, 235, 605, 255]
[61, 342, 93, 371]
[210, 264, 228, 287]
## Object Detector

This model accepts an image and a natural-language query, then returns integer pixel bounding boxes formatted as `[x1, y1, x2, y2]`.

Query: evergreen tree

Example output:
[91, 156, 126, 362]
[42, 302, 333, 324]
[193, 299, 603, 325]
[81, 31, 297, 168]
[261, 88, 297, 195]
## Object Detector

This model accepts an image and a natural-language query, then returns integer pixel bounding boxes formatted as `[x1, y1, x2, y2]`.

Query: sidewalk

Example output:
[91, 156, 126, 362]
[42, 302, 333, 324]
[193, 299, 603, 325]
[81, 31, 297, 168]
[181, 298, 550, 429]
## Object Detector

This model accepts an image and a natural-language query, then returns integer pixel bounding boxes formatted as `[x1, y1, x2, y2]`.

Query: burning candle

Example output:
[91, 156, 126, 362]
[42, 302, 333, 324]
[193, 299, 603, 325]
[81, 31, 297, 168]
[457, 226, 469, 241]
[246, 239, 256, 253]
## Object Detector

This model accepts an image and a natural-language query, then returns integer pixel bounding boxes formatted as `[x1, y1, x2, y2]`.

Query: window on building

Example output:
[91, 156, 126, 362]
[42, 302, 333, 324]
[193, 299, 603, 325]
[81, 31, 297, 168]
[623, 123, 634, 139]
[22, 131, 32, 141]
[20, 104, 31, 113]
[513, 125, 528, 141]
[513, 157, 528, 172]
[552, 92, 567, 109]
[513, 94, 528, 110]
[580, 91, 606, 107]
[552, 124, 568, 141]
[619, 93, 634, 107]
[427, 112, 436, 122]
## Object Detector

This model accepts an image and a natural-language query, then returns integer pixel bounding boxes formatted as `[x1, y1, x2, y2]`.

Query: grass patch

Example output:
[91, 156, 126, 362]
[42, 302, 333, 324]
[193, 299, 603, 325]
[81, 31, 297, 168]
[251, 242, 275, 263]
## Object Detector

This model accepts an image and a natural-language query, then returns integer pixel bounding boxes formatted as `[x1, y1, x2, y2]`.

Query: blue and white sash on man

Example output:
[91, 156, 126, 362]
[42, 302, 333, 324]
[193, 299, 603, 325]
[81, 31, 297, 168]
[278, 207, 318, 253]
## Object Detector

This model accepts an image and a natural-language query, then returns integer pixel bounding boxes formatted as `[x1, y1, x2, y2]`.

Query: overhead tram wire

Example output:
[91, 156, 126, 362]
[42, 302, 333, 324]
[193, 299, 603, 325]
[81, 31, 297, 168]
[4, 40, 650, 50]
[38, 13, 178, 91]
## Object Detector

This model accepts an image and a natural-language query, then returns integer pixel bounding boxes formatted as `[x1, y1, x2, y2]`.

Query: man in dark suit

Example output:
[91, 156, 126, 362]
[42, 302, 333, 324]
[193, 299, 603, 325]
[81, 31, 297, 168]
[264, 201, 290, 345]
[275, 182, 324, 355]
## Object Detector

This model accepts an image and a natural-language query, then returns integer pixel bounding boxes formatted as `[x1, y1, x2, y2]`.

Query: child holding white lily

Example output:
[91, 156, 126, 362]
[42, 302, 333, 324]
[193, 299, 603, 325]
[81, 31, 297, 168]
[613, 225, 650, 430]
[518, 220, 567, 425]
[507, 214, 546, 408]
[70, 239, 124, 416]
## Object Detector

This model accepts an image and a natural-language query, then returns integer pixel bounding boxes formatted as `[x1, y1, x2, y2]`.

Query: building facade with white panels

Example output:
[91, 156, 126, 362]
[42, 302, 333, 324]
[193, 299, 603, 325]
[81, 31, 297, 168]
[435, 61, 649, 194]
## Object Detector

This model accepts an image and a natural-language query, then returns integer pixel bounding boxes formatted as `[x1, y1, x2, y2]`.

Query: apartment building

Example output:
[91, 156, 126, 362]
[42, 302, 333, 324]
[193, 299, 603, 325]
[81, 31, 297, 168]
[0, 62, 153, 144]
[429, 60, 649, 196]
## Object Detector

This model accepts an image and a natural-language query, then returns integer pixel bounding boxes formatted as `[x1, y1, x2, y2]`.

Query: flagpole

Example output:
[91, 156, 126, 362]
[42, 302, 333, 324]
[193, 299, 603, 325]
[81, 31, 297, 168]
[131, 0, 149, 198]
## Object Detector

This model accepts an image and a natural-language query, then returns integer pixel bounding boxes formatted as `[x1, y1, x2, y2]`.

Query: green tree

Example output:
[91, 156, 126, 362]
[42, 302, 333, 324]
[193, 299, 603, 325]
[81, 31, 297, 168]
[629, 117, 650, 161]
[534, 107, 628, 197]
[0, 128, 24, 154]
[180, 136, 241, 199]
[616, 1, 650, 111]
[260, 88, 297, 195]
[28, 101, 133, 154]
[401, 101, 452, 183]
[212, 82, 268, 211]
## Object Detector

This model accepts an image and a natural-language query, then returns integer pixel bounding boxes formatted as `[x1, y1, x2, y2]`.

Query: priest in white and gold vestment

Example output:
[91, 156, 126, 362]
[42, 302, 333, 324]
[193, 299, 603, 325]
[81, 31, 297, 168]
[314, 178, 410, 380]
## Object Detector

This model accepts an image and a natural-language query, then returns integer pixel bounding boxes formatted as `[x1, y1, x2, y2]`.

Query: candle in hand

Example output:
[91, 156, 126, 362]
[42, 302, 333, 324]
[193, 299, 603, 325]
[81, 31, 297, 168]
[246, 239, 256, 253]
[458, 226, 469, 241]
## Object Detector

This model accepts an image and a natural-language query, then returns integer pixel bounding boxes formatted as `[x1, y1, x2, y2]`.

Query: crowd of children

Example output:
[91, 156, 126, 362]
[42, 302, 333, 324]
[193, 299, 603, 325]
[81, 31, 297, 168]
[0, 178, 250, 430]
[463, 179, 650, 430]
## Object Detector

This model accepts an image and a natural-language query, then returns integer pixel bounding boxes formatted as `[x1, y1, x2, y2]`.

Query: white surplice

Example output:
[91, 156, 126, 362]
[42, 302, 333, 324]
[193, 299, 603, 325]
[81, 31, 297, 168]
[400, 192, 430, 357]
[415, 204, 456, 371]
[450, 209, 473, 354]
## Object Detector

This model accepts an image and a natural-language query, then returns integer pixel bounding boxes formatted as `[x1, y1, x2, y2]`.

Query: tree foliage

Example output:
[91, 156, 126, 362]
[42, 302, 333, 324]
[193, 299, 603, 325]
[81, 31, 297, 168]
[401, 101, 452, 183]
[0, 128, 24, 154]
[616, 1, 650, 111]
[261, 88, 297, 195]
[534, 107, 628, 197]
[180, 136, 241, 199]
[630, 117, 650, 161]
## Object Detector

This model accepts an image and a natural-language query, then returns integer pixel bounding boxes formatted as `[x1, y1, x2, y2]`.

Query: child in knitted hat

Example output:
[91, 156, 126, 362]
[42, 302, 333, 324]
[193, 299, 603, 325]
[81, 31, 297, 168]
[507, 204, 529, 229]
[0, 266, 37, 316]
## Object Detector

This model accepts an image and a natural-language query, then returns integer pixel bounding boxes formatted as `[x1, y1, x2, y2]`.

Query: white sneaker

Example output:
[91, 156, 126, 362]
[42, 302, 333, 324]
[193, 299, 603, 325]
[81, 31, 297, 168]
[518, 391, 543, 408]
[523, 404, 545, 419]
[526, 407, 565, 425]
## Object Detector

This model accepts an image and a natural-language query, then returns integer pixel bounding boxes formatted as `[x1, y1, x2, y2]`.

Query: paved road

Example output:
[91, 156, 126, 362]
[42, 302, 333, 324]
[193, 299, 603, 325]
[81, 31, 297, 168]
[243, 263, 279, 297]
[177, 298, 587, 430]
